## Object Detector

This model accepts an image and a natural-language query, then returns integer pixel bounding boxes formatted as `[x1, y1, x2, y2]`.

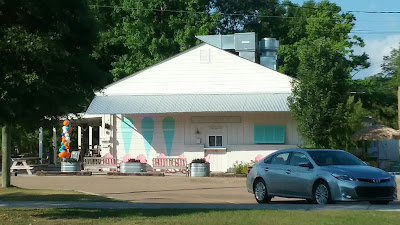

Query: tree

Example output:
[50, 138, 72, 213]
[289, 37, 364, 149]
[0, 0, 108, 187]
[89, 0, 220, 81]
[351, 44, 400, 128]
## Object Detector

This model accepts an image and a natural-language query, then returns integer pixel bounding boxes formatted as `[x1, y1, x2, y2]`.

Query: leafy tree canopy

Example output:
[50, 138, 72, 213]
[289, 37, 364, 149]
[0, 0, 109, 126]
[89, 0, 220, 81]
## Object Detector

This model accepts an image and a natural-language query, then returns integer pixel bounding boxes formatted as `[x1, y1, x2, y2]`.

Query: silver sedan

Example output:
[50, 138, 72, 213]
[247, 148, 397, 204]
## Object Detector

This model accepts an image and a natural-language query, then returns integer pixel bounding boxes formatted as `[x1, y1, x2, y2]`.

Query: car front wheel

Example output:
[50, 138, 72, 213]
[254, 179, 272, 204]
[313, 181, 331, 205]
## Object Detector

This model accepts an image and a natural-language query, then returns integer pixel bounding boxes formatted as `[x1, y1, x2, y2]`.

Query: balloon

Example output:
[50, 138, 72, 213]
[58, 151, 66, 158]
[62, 136, 66, 142]
[66, 126, 70, 131]
[68, 127, 73, 134]
[62, 127, 67, 133]
[63, 120, 69, 126]
[59, 148, 63, 152]
[60, 142, 64, 146]
[61, 133, 65, 136]
[64, 133, 69, 138]
[66, 137, 71, 142]
[65, 152, 71, 158]
[60, 145, 65, 150]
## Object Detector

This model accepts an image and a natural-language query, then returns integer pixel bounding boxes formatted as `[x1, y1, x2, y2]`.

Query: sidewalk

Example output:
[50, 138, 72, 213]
[1, 201, 400, 211]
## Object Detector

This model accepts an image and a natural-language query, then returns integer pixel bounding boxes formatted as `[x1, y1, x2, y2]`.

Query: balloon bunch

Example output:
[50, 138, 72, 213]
[58, 120, 73, 158]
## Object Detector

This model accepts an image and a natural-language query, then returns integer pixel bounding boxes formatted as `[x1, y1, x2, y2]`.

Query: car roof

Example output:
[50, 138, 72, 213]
[276, 148, 344, 153]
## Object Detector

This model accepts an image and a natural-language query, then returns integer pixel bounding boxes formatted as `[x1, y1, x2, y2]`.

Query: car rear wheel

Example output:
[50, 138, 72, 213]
[254, 179, 272, 204]
[313, 181, 331, 205]
[369, 200, 390, 205]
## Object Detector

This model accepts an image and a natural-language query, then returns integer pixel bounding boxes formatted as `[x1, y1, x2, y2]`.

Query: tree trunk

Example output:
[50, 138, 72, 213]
[2, 125, 11, 188]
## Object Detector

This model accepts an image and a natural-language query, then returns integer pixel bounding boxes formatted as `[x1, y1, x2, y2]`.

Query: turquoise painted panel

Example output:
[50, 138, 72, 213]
[162, 117, 175, 129]
[162, 117, 175, 156]
[121, 117, 134, 154]
[254, 125, 285, 144]
[142, 117, 155, 129]
[142, 117, 154, 158]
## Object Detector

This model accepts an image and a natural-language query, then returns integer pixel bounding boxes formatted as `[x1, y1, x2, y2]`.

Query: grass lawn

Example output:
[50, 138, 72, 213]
[0, 208, 399, 225]
[0, 186, 116, 202]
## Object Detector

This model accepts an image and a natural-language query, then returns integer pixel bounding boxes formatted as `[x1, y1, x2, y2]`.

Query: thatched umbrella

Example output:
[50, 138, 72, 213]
[352, 125, 400, 168]
[352, 125, 400, 141]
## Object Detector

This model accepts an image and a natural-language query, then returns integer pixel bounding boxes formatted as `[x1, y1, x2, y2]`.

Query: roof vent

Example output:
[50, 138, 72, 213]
[196, 33, 279, 71]
[259, 38, 279, 70]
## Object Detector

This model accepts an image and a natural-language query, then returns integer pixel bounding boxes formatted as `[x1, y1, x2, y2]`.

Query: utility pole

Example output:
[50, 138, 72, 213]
[398, 87, 400, 158]
[2, 125, 11, 188]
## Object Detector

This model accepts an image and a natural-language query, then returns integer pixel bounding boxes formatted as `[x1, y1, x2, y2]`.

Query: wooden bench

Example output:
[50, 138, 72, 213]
[152, 158, 188, 174]
[84, 157, 118, 172]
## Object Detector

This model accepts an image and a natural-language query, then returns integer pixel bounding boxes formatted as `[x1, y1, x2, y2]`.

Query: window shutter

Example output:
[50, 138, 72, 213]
[254, 125, 285, 144]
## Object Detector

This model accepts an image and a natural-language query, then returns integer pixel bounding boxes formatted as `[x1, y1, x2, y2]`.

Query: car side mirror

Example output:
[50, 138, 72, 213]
[299, 162, 313, 168]
[363, 161, 370, 166]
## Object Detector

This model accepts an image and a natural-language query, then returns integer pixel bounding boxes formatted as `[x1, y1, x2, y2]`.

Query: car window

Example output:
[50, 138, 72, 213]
[264, 155, 273, 164]
[289, 152, 310, 166]
[308, 150, 364, 166]
[270, 152, 290, 165]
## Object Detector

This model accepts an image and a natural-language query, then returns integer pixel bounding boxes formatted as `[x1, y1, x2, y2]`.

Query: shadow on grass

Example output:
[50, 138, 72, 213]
[34, 208, 218, 220]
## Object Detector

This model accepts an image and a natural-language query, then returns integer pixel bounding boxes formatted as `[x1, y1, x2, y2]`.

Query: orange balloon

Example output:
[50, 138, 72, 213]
[63, 120, 69, 126]
[58, 151, 66, 158]
[62, 137, 66, 142]
[65, 152, 71, 158]
[68, 127, 73, 134]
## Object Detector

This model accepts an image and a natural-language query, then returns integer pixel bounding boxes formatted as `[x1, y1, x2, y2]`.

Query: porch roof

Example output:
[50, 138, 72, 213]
[85, 93, 291, 114]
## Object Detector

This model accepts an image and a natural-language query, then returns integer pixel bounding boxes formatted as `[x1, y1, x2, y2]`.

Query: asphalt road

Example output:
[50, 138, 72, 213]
[10, 174, 400, 206]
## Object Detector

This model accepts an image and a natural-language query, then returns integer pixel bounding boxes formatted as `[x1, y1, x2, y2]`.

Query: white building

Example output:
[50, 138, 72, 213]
[86, 34, 301, 172]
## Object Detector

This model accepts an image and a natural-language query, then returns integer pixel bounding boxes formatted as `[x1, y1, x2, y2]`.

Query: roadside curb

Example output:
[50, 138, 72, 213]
[36, 171, 92, 176]
[211, 173, 247, 177]
[106, 172, 165, 176]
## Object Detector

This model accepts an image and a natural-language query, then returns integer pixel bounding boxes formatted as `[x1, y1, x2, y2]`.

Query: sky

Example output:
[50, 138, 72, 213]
[291, 0, 400, 79]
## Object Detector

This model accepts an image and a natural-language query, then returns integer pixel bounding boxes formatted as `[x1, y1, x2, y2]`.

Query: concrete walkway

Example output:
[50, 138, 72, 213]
[1, 201, 400, 211]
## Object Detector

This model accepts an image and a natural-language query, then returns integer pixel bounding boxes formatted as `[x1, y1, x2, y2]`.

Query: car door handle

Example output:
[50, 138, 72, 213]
[264, 168, 269, 172]
[286, 170, 291, 174]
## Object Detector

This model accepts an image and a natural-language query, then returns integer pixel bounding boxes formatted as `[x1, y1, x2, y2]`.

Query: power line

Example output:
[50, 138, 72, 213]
[89, 4, 400, 23]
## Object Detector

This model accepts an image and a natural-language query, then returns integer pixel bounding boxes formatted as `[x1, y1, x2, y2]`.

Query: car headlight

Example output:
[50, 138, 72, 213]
[332, 173, 357, 181]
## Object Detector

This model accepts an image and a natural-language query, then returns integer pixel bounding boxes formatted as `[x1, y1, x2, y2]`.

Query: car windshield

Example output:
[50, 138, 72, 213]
[307, 150, 364, 166]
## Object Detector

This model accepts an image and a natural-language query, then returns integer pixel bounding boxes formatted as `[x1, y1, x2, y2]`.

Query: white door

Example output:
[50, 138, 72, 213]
[204, 150, 227, 172]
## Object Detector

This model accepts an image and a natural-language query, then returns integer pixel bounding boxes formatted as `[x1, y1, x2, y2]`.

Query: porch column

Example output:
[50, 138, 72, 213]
[78, 126, 82, 150]
[89, 126, 93, 149]
[52, 127, 57, 164]
[39, 127, 43, 163]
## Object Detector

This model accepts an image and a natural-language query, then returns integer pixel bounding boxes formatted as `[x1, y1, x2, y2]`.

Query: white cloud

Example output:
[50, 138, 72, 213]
[354, 35, 400, 79]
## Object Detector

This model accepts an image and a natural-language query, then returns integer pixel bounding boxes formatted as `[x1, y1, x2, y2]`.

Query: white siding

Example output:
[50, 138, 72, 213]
[102, 112, 300, 172]
[101, 44, 293, 96]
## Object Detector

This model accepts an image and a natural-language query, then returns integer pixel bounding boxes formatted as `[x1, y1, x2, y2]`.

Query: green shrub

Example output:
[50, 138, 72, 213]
[192, 158, 206, 163]
[233, 161, 251, 174]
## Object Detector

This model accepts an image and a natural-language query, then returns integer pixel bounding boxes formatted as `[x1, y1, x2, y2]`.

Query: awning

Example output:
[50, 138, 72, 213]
[86, 93, 291, 114]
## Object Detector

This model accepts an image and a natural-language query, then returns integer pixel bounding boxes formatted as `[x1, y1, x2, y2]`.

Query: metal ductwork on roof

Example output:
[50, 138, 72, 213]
[196, 32, 279, 71]
[259, 38, 279, 71]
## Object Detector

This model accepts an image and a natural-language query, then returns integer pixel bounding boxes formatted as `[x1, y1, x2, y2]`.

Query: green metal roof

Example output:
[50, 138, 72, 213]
[86, 93, 290, 114]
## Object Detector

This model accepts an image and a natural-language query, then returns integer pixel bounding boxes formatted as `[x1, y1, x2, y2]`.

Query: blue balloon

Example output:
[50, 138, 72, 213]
[66, 126, 70, 131]
[59, 148, 64, 152]
[61, 133, 65, 136]
[60, 142, 64, 146]
[61, 145, 65, 150]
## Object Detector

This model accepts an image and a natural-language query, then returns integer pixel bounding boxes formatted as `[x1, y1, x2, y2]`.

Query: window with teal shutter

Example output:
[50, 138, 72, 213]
[254, 125, 285, 144]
